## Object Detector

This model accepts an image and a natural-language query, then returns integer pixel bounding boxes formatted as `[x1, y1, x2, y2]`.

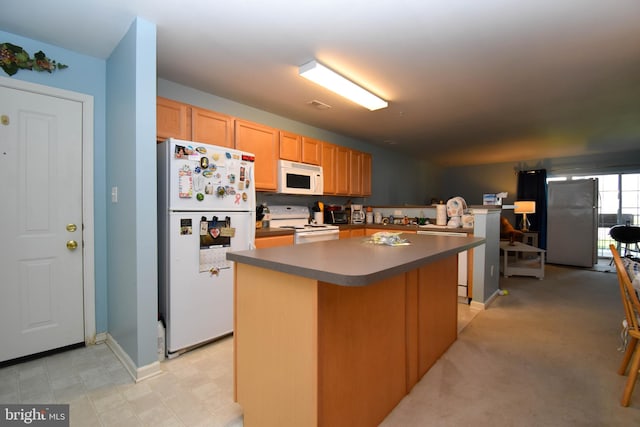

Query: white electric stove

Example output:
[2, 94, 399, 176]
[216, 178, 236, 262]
[269, 205, 339, 244]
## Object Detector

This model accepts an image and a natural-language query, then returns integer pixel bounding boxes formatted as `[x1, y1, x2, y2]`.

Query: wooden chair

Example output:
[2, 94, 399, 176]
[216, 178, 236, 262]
[610, 244, 640, 406]
[500, 216, 524, 243]
[610, 225, 640, 259]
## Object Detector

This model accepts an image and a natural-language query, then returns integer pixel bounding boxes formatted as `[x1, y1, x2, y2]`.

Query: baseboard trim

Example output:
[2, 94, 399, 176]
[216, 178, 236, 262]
[470, 289, 500, 310]
[105, 333, 162, 383]
[95, 332, 107, 344]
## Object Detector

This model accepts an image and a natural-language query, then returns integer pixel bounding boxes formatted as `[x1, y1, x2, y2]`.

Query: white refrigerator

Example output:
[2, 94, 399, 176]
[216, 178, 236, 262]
[157, 138, 256, 357]
[546, 179, 598, 267]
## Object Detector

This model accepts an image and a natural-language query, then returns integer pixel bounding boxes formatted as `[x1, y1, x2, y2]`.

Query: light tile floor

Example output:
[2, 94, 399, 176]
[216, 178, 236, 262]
[0, 303, 478, 426]
[0, 337, 242, 426]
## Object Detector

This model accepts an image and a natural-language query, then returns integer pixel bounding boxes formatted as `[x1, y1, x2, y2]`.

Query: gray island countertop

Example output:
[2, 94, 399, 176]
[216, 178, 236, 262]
[227, 233, 485, 286]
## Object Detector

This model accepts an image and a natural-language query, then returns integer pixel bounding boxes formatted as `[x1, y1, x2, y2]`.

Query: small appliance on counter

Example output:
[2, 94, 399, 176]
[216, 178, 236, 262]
[324, 205, 349, 224]
[351, 204, 365, 224]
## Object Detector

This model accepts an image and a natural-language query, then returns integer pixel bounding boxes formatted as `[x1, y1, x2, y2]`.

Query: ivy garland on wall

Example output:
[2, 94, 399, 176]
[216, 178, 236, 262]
[1, 42, 68, 76]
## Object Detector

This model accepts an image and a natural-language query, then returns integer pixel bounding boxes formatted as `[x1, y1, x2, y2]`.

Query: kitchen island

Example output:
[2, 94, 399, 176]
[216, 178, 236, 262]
[227, 233, 485, 427]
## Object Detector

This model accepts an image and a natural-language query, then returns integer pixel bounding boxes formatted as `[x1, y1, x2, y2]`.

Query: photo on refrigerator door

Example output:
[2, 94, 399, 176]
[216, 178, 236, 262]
[199, 216, 233, 273]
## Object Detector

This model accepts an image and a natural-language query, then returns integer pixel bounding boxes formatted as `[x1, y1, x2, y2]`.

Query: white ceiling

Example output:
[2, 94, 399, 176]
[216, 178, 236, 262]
[2, 0, 639, 166]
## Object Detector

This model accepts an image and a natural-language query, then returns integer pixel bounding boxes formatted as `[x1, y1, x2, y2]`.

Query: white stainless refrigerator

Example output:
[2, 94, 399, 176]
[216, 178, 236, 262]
[546, 179, 598, 267]
[157, 138, 256, 357]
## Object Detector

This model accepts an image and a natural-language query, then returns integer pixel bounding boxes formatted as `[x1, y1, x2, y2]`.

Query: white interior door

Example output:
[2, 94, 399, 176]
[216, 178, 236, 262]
[0, 85, 85, 363]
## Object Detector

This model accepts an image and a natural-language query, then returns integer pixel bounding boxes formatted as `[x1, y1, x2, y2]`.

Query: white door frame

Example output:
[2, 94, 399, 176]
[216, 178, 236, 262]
[0, 75, 96, 345]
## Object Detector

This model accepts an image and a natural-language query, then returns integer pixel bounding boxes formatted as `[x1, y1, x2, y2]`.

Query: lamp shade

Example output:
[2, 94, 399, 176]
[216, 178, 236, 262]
[514, 201, 536, 214]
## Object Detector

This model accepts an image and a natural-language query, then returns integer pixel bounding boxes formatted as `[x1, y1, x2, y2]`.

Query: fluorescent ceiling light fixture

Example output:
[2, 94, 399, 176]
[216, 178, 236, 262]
[299, 60, 388, 111]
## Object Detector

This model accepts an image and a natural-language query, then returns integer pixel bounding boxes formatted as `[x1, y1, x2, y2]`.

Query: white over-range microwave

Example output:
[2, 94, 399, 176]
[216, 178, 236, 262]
[277, 160, 323, 195]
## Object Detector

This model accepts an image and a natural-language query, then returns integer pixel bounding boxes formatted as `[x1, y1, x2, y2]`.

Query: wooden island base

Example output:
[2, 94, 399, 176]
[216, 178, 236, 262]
[234, 254, 458, 427]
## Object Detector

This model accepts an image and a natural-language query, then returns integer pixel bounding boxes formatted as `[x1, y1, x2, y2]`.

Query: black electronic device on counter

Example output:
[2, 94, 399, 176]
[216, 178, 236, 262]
[325, 209, 349, 224]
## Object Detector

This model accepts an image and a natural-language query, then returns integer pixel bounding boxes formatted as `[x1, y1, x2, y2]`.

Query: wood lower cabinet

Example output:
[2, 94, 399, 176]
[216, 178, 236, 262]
[234, 254, 459, 427]
[157, 97, 190, 141]
[339, 228, 366, 239]
[235, 119, 279, 191]
[191, 106, 234, 147]
[255, 234, 294, 249]
[365, 228, 417, 236]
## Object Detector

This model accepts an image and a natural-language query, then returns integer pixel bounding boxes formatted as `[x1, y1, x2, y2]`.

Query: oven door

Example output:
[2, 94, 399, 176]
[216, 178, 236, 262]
[295, 229, 339, 244]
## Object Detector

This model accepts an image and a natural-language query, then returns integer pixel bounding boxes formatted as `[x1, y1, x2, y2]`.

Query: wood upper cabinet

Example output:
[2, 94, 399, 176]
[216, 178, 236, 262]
[335, 145, 350, 195]
[301, 137, 322, 165]
[235, 119, 279, 191]
[156, 98, 233, 147]
[349, 150, 363, 195]
[280, 133, 321, 166]
[191, 106, 234, 148]
[157, 97, 372, 196]
[322, 144, 372, 196]
[361, 152, 372, 196]
[321, 142, 336, 194]
[157, 97, 190, 141]
[279, 131, 301, 161]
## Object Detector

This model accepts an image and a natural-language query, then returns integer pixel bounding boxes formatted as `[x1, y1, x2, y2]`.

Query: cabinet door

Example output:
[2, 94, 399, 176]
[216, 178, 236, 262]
[321, 142, 336, 194]
[349, 150, 363, 195]
[235, 119, 279, 191]
[301, 137, 322, 165]
[279, 131, 301, 161]
[255, 235, 294, 248]
[361, 152, 372, 196]
[335, 146, 350, 195]
[157, 97, 190, 141]
[350, 228, 366, 238]
[191, 106, 234, 148]
[365, 228, 385, 236]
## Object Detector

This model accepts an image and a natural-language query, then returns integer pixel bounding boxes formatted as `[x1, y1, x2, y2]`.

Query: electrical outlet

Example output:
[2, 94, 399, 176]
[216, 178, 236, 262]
[111, 186, 118, 203]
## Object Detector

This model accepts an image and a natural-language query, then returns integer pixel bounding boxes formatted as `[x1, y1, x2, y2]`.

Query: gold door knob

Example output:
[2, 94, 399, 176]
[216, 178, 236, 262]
[66, 240, 78, 250]
[66, 223, 77, 232]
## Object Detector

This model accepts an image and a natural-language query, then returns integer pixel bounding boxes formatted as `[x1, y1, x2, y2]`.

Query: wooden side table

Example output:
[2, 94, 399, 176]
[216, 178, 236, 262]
[500, 241, 545, 279]
[522, 231, 538, 247]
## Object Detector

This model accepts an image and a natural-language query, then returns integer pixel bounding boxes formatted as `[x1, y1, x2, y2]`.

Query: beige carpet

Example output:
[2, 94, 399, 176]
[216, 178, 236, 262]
[381, 264, 640, 427]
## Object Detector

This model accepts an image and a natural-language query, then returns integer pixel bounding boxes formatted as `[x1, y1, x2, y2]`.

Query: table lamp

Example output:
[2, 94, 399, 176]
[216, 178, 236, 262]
[514, 201, 535, 231]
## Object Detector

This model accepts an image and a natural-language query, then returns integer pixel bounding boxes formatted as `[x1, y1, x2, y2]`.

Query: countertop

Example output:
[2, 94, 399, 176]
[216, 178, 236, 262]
[256, 223, 474, 238]
[228, 233, 485, 286]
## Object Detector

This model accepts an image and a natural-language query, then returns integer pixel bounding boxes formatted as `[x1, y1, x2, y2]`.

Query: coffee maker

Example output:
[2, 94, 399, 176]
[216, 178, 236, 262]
[351, 204, 365, 224]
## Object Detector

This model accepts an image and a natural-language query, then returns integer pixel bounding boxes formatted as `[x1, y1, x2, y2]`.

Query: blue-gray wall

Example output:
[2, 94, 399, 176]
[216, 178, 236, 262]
[0, 29, 109, 336]
[106, 18, 158, 367]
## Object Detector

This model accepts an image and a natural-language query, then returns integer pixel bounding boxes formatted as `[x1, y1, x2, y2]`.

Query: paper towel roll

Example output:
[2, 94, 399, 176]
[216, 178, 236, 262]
[436, 204, 447, 225]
